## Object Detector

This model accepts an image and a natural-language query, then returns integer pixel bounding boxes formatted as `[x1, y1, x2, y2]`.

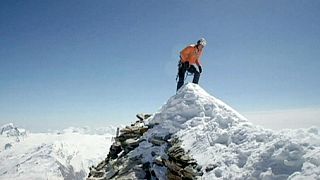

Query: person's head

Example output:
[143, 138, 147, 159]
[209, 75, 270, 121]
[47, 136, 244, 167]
[196, 38, 207, 50]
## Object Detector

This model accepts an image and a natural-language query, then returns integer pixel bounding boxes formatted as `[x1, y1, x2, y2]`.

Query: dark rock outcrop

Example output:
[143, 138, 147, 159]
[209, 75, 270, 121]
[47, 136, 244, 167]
[87, 114, 203, 180]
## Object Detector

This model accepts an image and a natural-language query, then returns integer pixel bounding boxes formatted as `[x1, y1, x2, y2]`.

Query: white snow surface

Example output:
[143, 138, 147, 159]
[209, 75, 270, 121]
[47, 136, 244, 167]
[0, 125, 118, 180]
[133, 83, 320, 179]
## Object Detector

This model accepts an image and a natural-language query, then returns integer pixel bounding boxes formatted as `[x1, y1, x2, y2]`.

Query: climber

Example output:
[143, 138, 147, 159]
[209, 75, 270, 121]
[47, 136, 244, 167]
[176, 38, 207, 91]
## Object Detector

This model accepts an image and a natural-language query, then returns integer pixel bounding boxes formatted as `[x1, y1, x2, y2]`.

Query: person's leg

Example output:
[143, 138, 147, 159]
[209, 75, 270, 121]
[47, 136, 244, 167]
[188, 65, 201, 84]
[176, 64, 187, 91]
[193, 71, 200, 84]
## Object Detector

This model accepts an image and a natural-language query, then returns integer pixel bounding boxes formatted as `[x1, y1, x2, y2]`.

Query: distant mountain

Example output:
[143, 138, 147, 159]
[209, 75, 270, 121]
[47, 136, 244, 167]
[0, 124, 119, 180]
[0, 123, 27, 137]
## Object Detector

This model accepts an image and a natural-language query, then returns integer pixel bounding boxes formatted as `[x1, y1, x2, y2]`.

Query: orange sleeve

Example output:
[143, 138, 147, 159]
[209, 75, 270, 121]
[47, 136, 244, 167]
[180, 46, 192, 63]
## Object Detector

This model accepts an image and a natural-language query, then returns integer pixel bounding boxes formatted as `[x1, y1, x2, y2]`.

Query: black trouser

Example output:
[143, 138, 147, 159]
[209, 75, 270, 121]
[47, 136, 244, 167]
[176, 62, 201, 91]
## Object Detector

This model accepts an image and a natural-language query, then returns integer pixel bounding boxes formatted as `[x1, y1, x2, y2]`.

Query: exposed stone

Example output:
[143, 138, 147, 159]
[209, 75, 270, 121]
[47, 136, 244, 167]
[182, 165, 198, 179]
[5, 143, 12, 150]
[146, 122, 159, 129]
[163, 159, 183, 176]
[117, 157, 141, 175]
[205, 164, 218, 172]
[88, 114, 203, 180]
[116, 167, 146, 180]
[116, 133, 140, 142]
[150, 137, 166, 146]
[107, 141, 122, 160]
[95, 160, 107, 171]
[196, 165, 202, 171]
[139, 127, 149, 134]
[142, 162, 152, 179]
[105, 168, 118, 179]
[154, 156, 164, 166]
[124, 138, 140, 148]
[136, 113, 152, 121]
[87, 169, 105, 178]
[168, 172, 183, 180]
[151, 151, 156, 157]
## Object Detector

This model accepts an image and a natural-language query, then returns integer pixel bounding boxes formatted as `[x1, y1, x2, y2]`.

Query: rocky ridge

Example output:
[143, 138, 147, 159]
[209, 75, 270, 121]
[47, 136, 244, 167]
[87, 113, 203, 179]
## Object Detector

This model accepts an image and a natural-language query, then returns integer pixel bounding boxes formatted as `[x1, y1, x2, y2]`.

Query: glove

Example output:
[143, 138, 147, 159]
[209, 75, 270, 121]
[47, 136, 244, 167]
[184, 61, 190, 69]
[198, 65, 202, 73]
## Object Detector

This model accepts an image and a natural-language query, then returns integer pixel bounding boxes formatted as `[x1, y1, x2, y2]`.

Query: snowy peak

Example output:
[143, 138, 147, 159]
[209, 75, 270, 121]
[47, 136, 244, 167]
[89, 83, 320, 179]
[0, 123, 26, 137]
[150, 83, 247, 134]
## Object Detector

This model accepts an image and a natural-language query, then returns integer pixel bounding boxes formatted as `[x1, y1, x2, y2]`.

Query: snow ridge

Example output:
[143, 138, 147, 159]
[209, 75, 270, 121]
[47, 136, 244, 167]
[142, 83, 320, 179]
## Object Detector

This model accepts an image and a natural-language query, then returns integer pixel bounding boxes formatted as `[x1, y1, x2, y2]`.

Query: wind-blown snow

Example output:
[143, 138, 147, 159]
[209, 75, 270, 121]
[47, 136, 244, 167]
[0, 125, 118, 180]
[137, 83, 320, 179]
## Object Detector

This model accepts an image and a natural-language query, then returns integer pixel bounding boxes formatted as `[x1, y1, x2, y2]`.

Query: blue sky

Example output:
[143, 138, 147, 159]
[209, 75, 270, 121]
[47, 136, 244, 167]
[1, 0, 320, 131]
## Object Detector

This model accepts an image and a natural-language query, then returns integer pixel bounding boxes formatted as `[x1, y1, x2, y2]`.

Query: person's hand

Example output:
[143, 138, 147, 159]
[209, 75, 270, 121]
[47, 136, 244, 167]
[198, 65, 202, 73]
[184, 61, 190, 69]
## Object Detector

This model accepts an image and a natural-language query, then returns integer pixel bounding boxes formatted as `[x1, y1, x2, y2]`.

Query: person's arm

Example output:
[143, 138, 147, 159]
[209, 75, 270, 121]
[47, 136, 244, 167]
[196, 50, 203, 73]
[196, 50, 203, 66]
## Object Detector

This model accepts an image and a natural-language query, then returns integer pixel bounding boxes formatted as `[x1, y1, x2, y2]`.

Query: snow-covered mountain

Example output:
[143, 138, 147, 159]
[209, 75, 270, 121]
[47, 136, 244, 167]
[0, 123, 27, 138]
[0, 124, 119, 180]
[2, 84, 320, 179]
[89, 83, 320, 179]
[153, 84, 320, 179]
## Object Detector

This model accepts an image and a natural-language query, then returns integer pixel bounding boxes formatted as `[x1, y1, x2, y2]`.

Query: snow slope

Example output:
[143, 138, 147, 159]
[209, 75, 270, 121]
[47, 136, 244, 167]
[134, 83, 320, 179]
[0, 125, 117, 180]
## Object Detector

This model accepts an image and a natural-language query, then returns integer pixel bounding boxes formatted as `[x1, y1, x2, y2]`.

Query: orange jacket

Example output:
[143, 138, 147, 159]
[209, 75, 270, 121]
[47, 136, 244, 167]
[180, 45, 203, 65]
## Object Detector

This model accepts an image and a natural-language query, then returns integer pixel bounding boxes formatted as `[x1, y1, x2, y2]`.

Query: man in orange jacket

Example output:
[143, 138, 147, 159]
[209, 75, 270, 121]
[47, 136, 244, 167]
[176, 38, 207, 91]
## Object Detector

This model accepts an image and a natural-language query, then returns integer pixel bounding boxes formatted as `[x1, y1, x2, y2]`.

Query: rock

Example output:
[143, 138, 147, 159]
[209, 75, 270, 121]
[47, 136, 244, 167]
[120, 126, 141, 134]
[150, 137, 166, 146]
[151, 151, 156, 156]
[5, 143, 12, 150]
[196, 165, 202, 171]
[168, 172, 183, 180]
[108, 142, 122, 160]
[182, 165, 198, 179]
[205, 164, 218, 172]
[105, 166, 119, 179]
[154, 156, 164, 166]
[146, 122, 159, 129]
[124, 138, 140, 148]
[87, 114, 203, 180]
[136, 113, 152, 121]
[95, 160, 107, 171]
[116, 133, 140, 142]
[116, 167, 146, 179]
[87, 169, 105, 178]
[179, 155, 192, 165]
[139, 127, 149, 134]
[163, 159, 183, 176]
[117, 159, 139, 175]
[168, 144, 184, 155]
[142, 162, 152, 179]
